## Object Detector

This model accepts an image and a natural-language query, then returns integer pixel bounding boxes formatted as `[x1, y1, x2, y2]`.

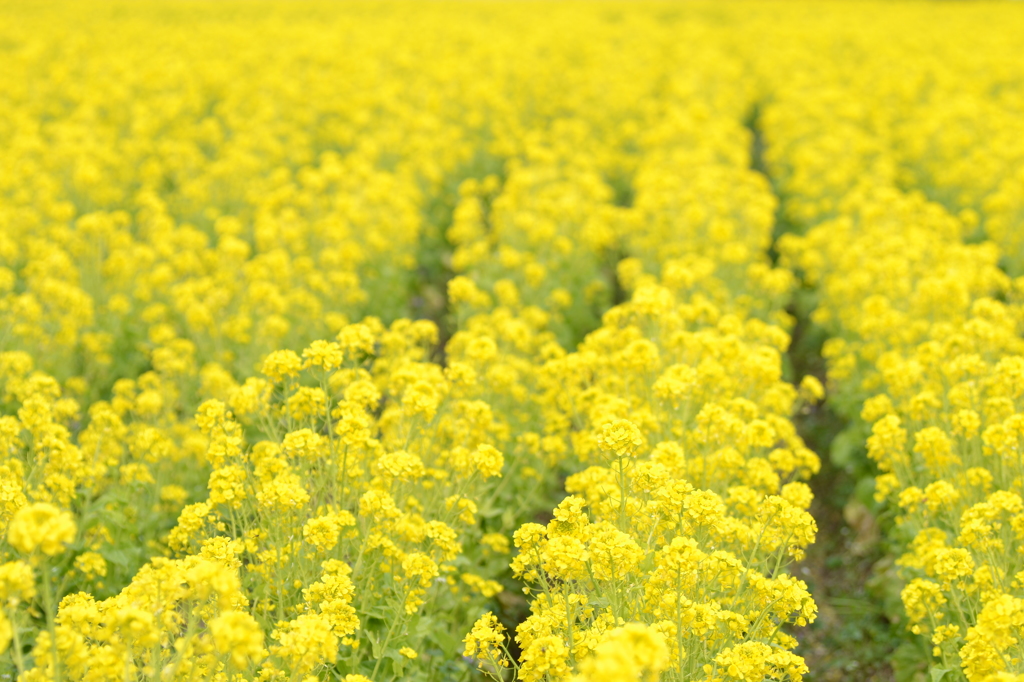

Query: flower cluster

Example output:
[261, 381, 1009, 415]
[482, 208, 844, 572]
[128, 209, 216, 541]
[6, 1, 1021, 681]
[483, 276, 820, 682]
[762, 10, 1024, 680]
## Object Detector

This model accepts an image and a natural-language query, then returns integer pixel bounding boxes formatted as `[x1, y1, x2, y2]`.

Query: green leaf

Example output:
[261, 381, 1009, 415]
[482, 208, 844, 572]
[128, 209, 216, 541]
[477, 505, 502, 519]
[364, 604, 390, 621]
[433, 626, 461, 657]
[853, 474, 879, 510]
[410, 614, 430, 637]
[386, 649, 406, 676]
[930, 667, 953, 682]
[367, 629, 382, 658]
[102, 547, 136, 568]
[891, 640, 930, 682]
[829, 427, 863, 470]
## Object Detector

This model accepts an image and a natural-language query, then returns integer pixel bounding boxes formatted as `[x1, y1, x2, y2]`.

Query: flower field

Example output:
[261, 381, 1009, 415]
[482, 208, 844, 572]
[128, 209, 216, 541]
[2, 2, 1024, 681]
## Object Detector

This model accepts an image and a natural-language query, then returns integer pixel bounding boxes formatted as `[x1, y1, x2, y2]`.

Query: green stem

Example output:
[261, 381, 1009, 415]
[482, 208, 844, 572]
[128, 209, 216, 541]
[40, 557, 63, 682]
[6, 605, 26, 675]
[370, 608, 405, 681]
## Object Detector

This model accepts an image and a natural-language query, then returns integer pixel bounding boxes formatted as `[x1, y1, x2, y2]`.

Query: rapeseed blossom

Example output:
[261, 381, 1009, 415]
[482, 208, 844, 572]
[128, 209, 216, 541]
[2, 1, 1021, 681]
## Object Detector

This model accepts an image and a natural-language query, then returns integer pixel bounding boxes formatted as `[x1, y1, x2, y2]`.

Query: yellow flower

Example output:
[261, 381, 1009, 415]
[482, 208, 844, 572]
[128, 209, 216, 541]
[7, 503, 76, 557]
[260, 349, 303, 382]
[519, 634, 572, 682]
[0, 611, 10, 656]
[573, 623, 668, 682]
[596, 419, 645, 458]
[302, 514, 343, 552]
[464, 611, 509, 670]
[210, 610, 266, 669]
[471, 444, 504, 479]
[0, 561, 36, 606]
[271, 613, 338, 676]
[302, 340, 344, 371]
[73, 551, 107, 579]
